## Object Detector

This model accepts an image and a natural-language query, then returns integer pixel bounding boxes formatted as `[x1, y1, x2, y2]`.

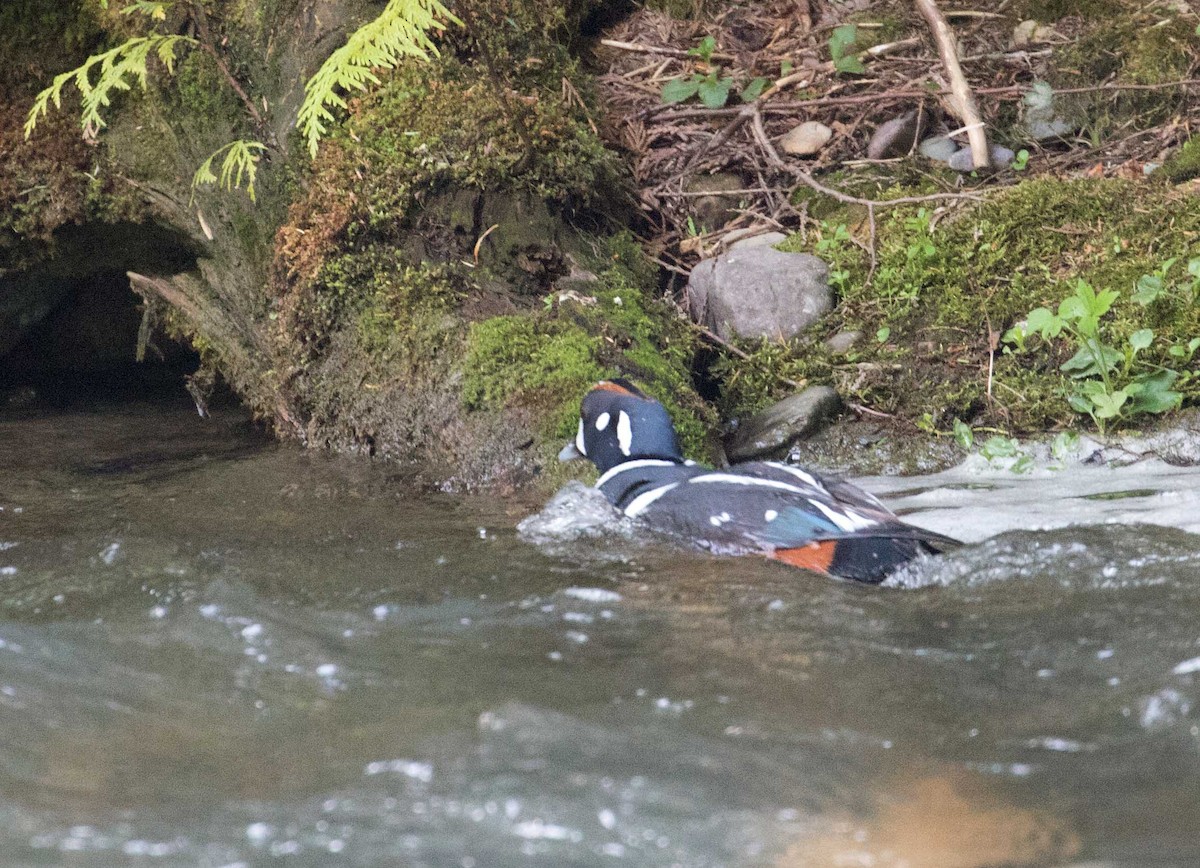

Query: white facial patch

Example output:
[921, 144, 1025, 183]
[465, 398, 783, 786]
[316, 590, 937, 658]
[575, 419, 587, 456]
[595, 412, 610, 431]
[617, 411, 633, 456]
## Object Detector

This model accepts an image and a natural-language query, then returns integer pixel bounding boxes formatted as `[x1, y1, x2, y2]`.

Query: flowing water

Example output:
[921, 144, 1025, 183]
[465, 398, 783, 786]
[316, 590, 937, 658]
[2, 397, 1199, 867]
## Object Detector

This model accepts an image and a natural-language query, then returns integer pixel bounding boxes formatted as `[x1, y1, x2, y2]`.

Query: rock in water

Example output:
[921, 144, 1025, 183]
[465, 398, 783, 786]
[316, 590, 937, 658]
[780, 121, 833, 156]
[725, 386, 843, 462]
[867, 111, 925, 159]
[687, 245, 832, 341]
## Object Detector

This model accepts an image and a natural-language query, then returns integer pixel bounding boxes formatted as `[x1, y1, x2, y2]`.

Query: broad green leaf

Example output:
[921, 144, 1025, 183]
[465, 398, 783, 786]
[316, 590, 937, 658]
[1133, 273, 1163, 305]
[980, 436, 1020, 459]
[1067, 392, 1093, 414]
[697, 76, 732, 108]
[952, 419, 973, 449]
[1060, 342, 1120, 377]
[1025, 307, 1061, 338]
[661, 77, 701, 104]
[1127, 370, 1181, 414]
[829, 24, 859, 60]
[740, 77, 768, 103]
[1090, 389, 1127, 419]
[1128, 328, 1153, 352]
[834, 54, 867, 74]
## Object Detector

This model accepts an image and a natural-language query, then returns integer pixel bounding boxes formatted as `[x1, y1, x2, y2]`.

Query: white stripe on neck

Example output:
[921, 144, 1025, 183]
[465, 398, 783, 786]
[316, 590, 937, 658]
[594, 459, 678, 489]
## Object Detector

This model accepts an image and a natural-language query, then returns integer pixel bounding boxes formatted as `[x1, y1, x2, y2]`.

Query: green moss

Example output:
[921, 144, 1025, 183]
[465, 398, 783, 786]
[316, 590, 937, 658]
[1016, 0, 1124, 21]
[1162, 135, 1200, 183]
[461, 234, 716, 456]
[462, 315, 611, 438]
[727, 178, 1200, 433]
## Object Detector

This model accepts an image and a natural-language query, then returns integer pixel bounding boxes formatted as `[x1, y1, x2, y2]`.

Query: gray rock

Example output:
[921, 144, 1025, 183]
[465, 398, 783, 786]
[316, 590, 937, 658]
[918, 135, 960, 163]
[948, 144, 1016, 172]
[1022, 81, 1077, 142]
[867, 111, 925, 160]
[728, 231, 787, 250]
[779, 121, 833, 156]
[825, 329, 862, 354]
[1010, 19, 1055, 48]
[725, 386, 843, 462]
[687, 247, 832, 341]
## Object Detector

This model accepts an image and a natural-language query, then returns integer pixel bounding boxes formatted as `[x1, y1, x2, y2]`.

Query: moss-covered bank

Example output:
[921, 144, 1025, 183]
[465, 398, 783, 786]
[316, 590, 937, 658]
[719, 177, 1200, 435]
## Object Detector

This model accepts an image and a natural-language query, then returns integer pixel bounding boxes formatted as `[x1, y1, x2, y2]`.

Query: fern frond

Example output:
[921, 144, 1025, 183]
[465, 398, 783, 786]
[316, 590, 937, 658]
[24, 34, 196, 139]
[191, 139, 267, 203]
[298, 0, 460, 158]
[121, 2, 173, 21]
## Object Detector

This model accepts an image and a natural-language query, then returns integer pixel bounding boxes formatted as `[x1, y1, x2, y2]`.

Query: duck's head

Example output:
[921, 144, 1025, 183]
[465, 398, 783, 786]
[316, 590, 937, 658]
[558, 379, 683, 474]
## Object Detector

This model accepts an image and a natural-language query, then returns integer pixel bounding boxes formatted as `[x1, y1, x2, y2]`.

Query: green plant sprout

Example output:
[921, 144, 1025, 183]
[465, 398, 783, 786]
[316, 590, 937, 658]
[1004, 278, 1183, 433]
[828, 24, 866, 75]
[661, 36, 765, 108]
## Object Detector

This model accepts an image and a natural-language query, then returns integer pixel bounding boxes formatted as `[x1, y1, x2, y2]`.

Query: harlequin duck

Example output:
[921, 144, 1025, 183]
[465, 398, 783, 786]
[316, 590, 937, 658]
[558, 379, 959, 583]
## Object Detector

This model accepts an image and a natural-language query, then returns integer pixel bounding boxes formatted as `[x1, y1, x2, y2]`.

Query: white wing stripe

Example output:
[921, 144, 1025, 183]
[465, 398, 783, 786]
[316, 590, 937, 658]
[624, 483, 678, 517]
[687, 474, 808, 494]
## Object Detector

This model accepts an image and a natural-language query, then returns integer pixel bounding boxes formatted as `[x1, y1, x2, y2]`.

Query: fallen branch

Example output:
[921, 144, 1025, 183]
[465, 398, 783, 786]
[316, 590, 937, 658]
[600, 38, 735, 61]
[915, 0, 989, 168]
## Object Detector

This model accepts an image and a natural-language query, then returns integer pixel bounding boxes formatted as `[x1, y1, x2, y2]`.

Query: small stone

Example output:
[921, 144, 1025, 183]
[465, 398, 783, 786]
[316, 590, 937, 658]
[918, 135, 960, 164]
[725, 386, 843, 462]
[1011, 20, 1055, 48]
[1028, 116, 1075, 142]
[728, 231, 787, 251]
[948, 144, 1016, 172]
[867, 111, 926, 160]
[779, 121, 832, 156]
[825, 330, 861, 354]
[687, 247, 831, 342]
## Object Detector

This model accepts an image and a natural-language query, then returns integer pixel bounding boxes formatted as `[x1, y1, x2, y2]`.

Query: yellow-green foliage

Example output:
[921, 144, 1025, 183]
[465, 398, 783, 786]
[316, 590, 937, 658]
[25, 33, 194, 138]
[729, 178, 1200, 432]
[298, 0, 458, 157]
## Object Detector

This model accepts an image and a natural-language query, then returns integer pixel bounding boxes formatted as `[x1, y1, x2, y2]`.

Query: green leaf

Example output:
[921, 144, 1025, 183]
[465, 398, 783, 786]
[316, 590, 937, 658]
[1133, 273, 1163, 305]
[952, 419, 973, 449]
[740, 77, 768, 103]
[834, 54, 867, 74]
[1025, 307, 1062, 338]
[697, 76, 732, 108]
[829, 24, 858, 60]
[1067, 392, 1093, 415]
[1051, 430, 1079, 460]
[1090, 389, 1127, 419]
[1127, 370, 1181, 415]
[661, 76, 701, 104]
[875, 326, 890, 343]
[1128, 328, 1154, 352]
[980, 436, 1020, 460]
[1060, 342, 1121, 378]
[688, 35, 717, 62]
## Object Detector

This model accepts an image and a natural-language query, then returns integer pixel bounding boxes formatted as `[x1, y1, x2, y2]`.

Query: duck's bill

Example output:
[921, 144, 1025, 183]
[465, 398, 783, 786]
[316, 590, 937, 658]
[558, 441, 583, 462]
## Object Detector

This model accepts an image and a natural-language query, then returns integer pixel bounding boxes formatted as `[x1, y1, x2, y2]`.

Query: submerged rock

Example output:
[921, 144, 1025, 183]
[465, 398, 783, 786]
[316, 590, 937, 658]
[725, 386, 842, 462]
[687, 246, 832, 341]
[780, 121, 832, 156]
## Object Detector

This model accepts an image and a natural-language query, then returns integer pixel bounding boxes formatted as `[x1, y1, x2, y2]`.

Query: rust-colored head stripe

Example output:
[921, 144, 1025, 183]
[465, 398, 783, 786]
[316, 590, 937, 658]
[592, 379, 647, 399]
[771, 541, 837, 574]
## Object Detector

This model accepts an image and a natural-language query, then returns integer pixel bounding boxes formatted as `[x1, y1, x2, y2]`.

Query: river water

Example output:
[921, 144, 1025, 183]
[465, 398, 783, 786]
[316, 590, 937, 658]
[1, 398, 1199, 867]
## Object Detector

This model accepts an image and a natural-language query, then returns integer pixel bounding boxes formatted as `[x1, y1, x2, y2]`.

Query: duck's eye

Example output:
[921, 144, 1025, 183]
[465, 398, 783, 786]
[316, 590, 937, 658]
[595, 412, 610, 431]
[575, 419, 587, 456]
